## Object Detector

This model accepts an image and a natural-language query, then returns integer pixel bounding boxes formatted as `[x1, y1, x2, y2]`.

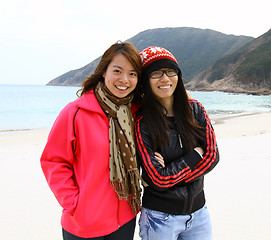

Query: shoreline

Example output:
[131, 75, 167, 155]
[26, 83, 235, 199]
[1, 110, 270, 134]
[0, 112, 271, 240]
[211, 110, 271, 123]
[0, 128, 34, 132]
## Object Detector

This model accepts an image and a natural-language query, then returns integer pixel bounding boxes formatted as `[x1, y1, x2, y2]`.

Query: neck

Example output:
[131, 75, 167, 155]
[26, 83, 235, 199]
[158, 97, 174, 117]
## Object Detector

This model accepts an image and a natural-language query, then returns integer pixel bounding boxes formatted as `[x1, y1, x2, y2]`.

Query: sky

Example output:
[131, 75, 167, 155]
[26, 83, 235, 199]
[0, 0, 270, 85]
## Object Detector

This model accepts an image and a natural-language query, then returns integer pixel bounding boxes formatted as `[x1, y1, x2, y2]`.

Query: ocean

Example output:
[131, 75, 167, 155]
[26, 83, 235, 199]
[1, 84, 271, 131]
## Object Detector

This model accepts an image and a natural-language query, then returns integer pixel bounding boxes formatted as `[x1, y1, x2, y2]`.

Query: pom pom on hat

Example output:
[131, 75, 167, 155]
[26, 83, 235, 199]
[139, 46, 181, 77]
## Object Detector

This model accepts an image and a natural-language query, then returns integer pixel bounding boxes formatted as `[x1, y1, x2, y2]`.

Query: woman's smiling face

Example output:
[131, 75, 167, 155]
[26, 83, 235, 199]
[149, 68, 178, 102]
[103, 53, 138, 98]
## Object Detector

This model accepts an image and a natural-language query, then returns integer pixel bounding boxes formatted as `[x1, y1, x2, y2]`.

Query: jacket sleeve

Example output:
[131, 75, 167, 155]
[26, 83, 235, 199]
[135, 116, 204, 191]
[40, 104, 79, 215]
[183, 100, 219, 183]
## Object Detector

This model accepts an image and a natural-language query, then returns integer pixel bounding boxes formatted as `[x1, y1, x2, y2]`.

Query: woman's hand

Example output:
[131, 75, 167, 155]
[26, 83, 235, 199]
[154, 152, 165, 168]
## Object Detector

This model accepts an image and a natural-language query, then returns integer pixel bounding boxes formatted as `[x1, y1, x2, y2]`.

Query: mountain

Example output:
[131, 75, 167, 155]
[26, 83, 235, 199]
[47, 27, 253, 86]
[186, 29, 271, 95]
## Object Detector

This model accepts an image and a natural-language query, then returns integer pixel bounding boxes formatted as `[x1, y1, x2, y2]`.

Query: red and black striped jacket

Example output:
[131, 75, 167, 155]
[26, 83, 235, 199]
[135, 100, 219, 215]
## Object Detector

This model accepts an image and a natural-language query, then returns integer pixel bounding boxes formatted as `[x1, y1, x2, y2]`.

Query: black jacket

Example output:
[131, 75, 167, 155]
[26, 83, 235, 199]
[135, 100, 219, 215]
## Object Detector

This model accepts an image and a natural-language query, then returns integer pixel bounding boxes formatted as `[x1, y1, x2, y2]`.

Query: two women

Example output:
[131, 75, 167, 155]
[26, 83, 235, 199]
[41, 42, 219, 240]
[135, 46, 219, 240]
[41, 42, 143, 239]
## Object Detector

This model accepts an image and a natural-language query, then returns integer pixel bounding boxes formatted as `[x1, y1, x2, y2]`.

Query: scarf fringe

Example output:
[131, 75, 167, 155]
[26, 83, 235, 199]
[110, 181, 129, 200]
[128, 195, 142, 215]
[110, 182, 141, 214]
[110, 169, 144, 214]
[128, 168, 148, 187]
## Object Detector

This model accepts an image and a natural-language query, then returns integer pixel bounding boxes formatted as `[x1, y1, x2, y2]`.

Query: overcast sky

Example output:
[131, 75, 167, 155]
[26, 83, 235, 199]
[0, 0, 270, 85]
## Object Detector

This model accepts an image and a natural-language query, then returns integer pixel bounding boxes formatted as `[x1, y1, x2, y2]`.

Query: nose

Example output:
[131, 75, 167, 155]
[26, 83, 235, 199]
[160, 73, 170, 82]
[119, 74, 129, 83]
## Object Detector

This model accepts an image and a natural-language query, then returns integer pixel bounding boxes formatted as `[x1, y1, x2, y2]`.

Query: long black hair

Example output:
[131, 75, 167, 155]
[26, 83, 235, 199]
[141, 70, 203, 152]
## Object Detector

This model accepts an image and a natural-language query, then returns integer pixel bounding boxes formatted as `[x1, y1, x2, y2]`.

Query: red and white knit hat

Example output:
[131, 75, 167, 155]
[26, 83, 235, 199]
[139, 46, 180, 77]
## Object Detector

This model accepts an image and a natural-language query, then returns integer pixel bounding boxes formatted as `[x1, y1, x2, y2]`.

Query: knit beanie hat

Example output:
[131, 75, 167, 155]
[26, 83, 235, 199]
[139, 46, 181, 78]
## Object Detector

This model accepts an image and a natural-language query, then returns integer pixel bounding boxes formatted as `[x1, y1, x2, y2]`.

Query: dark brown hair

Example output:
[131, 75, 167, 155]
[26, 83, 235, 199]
[77, 41, 142, 97]
[141, 70, 203, 152]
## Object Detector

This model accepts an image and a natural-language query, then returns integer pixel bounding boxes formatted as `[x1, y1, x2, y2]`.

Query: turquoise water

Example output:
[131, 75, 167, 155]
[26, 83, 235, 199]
[0, 84, 271, 131]
[0, 85, 80, 131]
[190, 91, 271, 116]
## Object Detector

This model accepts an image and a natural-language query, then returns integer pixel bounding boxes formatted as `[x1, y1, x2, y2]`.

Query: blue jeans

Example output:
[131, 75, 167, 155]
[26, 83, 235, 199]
[139, 205, 212, 240]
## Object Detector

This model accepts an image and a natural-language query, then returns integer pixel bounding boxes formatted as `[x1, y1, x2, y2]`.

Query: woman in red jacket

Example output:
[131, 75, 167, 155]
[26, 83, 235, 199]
[41, 42, 143, 240]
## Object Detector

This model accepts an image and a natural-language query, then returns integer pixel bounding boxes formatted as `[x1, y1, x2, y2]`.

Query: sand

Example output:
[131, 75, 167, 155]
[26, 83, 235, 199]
[206, 112, 271, 240]
[0, 112, 270, 240]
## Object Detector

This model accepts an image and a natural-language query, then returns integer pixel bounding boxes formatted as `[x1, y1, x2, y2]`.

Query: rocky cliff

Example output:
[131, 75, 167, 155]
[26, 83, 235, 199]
[186, 29, 271, 95]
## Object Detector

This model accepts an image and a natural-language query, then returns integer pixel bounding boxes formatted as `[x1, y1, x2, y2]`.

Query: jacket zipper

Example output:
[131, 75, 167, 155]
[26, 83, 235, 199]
[185, 185, 193, 214]
[178, 134, 193, 214]
[178, 134, 183, 148]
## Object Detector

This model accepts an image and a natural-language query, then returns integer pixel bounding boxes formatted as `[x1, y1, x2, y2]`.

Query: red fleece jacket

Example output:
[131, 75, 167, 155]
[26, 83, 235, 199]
[40, 90, 136, 238]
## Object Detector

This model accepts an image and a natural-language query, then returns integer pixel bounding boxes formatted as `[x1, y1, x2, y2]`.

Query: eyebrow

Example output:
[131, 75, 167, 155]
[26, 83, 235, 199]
[112, 65, 136, 72]
[112, 65, 123, 69]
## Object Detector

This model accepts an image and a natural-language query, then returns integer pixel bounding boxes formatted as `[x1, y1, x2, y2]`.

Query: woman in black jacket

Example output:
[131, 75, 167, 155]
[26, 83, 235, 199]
[135, 46, 219, 240]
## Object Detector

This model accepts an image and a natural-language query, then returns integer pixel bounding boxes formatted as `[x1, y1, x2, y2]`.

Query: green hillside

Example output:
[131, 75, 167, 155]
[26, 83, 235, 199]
[128, 27, 252, 81]
[235, 38, 271, 82]
[47, 27, 253, 86]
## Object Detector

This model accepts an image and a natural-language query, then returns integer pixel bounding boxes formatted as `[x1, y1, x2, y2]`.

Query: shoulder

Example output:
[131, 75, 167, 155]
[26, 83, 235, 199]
[135, 112, 148, 132]
[49, 99, 80, 131]
[131, 101, 141, 117]
[189, 99, 206, 115]
[59, 98, 81, 117]
[55, 91, 96, 119]
[188, 99, 212, 127]
[62, 90, 103, 114]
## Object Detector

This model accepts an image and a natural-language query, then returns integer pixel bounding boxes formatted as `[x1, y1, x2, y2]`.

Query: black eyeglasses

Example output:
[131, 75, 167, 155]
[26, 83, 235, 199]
[150, 69, 178, 79]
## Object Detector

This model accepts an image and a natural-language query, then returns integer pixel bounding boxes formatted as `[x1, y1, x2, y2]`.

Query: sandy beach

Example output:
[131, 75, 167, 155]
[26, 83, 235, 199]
[0, 112, 271, 240]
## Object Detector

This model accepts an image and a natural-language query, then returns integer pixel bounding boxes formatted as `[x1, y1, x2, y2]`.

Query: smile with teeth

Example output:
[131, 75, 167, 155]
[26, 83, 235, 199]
[116, 85, 128, 90]
[158, 85, 171, 89]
